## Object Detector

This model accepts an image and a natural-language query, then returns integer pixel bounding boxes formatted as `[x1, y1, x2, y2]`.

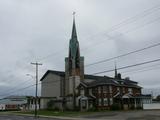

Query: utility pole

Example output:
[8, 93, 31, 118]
[31, 62, 42, 118]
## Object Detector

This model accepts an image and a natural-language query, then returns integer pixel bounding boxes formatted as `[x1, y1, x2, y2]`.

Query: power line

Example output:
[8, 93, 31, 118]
[1, 5, 160, 98]
[85, 42, 160, 67]
[0, 78, 34, 95]
[4, 60, 159, 97]
[2, 26, 159, 97]
[102, 4, 160, 33]
[81, 4, 160, 45]
[1, 59, 160, 98]
[36, 16, 160, 67]
[0, 84, 36, 98]
[2, 61, 160, 98]
[82, 16, 160, 53]
[122, 63, 160, 74]
[123, 66, 160, 76]
[37, 46, 68, 62]
[35, 4, 160, 62]
[92, 58, 160, 75]
[0, 80, 60, 98]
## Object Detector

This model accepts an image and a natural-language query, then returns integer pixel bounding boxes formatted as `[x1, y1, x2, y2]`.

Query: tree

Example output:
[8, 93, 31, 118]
[156, 95, 160, 101]
[47, 100, 54, 110]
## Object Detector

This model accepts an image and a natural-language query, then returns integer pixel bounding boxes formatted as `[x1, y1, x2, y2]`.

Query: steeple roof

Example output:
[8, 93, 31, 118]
[115, 62, 118, 78]
[69, 13, 80, 60]
[71, 15, 77, 40]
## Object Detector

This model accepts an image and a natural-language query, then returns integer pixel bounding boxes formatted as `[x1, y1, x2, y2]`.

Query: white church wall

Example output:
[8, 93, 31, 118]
[40, 98, 49, 109]
[41, 73, 62, 98]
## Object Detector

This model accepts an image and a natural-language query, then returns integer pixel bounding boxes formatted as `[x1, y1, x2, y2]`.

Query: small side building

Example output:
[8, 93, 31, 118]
[0, 96, 27, 110]
[0, 96, 40, 111]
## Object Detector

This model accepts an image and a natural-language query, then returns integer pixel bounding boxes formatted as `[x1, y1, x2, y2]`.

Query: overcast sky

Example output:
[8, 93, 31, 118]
[0, 0, 160, 98]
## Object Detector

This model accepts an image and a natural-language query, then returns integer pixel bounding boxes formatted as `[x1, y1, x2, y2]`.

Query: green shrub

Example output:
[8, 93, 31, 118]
[54, 107, 60, 111]
[47, 100, 54, 110]
[110, 104, 120, 110]
[130, 105, 135, 110]
[74, 106, 80, 111]
[136, 106, 142, 110]
[87, 106, 97, 112]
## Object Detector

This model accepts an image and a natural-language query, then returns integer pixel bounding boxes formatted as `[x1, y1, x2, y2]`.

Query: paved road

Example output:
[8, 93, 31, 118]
[0, 114, 62, 120]
[0, 110, 160, 120]
[79, 110, 160, 120]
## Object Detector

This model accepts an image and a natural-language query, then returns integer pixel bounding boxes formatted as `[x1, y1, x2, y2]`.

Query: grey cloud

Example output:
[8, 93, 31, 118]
[0, 0, 160, 98]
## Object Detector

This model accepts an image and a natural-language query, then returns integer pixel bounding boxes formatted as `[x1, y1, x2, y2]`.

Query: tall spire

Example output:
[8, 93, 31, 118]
[115, 61, 118, 78]
[69, 12, 80, 60]
[68, 12, 80, 76]
[71, 12, 77, 40]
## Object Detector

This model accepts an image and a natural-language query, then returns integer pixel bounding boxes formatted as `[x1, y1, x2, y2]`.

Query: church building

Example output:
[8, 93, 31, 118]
[40, 16, 143, 111]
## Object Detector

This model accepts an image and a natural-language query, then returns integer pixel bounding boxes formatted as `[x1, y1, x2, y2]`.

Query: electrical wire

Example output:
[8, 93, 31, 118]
[92, 58, 160, 75]
[36, 4, 160, 62]
[85, 42, 160, 67]
[0, 80, 60, 98]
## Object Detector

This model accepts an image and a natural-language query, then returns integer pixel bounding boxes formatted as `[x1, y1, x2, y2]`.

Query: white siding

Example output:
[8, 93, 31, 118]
[0, 104, 5, 110]
[41, 73, 62, 98]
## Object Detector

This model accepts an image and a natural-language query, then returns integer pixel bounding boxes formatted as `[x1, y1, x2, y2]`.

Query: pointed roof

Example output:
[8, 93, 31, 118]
[115, 62, 118, 78]
[69, 13, 80, 59]
[71, 14, 77, 40]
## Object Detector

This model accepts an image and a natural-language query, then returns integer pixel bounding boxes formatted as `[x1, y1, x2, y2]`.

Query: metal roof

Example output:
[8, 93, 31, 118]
[40, 70, 141, 88]
[0, 98, 27, 105]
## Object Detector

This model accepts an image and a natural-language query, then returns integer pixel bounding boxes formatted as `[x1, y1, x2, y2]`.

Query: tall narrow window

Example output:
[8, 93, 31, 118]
[123, 87, 125, 93]
[103, 86, 107, 93]
[80, 87, 84, 96]
[109, 86, 112, 93]
[117, 87, 120, 91]
[98, 87, 101, 94]
[98, 98, 102, 106]
[104, 98, 108, 106]
[128, 88, 132, 94]
[110, 98, 113, 105]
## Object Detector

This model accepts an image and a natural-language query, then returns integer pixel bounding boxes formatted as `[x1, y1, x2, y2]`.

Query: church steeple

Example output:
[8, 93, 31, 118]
[64, 13, 84, 97]
[71, 12, 77, 40]
[115, 62, 118, 78]
[68, 12, 81, 76]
